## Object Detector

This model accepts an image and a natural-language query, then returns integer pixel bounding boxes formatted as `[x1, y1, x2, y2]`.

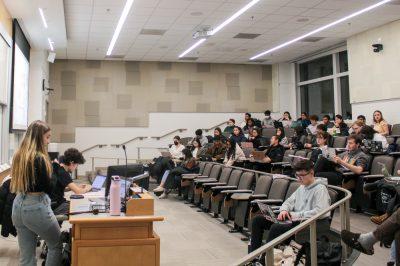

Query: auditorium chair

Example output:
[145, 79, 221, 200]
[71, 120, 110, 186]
[267, 181, 301, 212]
[207, 169, 243, 218]
[190, 164, 222, 204]
[229, 175, 273, 231]
[284, 127, 295, 138]
[219, 172, 255, 223]
[197, 167, 233, 212]
[180, 137, 193, 146]
[262, 128, 276, 139]
[388, 124, 400, 138]
[270, 149, 296, 173]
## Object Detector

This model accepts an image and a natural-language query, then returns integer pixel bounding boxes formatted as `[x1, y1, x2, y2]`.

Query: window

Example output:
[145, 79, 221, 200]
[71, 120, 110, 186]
[297, 49, 351, 120]
[299, 55, 333, 82]
[300, 80, 334, 118]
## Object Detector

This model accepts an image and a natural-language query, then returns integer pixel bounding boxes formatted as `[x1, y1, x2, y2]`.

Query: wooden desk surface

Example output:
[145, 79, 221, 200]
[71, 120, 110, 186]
[69, 196, 164, 224]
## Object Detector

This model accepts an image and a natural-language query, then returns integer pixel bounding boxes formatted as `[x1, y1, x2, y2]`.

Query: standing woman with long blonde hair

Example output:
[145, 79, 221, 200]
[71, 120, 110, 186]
[11, 120, 61, 265]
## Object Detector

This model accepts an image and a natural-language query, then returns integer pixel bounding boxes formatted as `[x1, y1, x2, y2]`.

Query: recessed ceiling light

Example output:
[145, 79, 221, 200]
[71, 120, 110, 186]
[190, 11, 203, 16]
[106, 0, 135, 56]
[250, 0, 392, 60]
[296, 18, 309, 23]
[178, 0, 261, 58]
[38, 8, 48, 29]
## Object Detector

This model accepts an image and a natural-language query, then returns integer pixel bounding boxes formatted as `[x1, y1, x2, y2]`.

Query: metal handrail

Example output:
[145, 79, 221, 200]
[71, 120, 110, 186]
[81, 144, 108, 153]
[198, 162, 351, 266]
[111, 128, 187, 147]
[202, 121, 228, 133]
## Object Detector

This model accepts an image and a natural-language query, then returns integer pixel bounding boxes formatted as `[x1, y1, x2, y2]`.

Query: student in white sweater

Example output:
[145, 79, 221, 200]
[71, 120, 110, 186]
[223, 139, 246, 166]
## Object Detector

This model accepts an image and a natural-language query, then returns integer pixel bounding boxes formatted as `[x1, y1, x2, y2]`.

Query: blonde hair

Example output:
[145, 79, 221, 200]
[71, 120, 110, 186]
[11, 120, 52, 193]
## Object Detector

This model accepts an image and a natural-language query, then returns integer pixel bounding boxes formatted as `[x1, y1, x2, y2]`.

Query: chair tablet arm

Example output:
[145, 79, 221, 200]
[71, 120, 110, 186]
[222, 189, 253, 194]
[389, 152, 400, 156]
[249, 194, 269, 200]
[271, 162, 290, 166]
[194, 178, 218, 184]
[363, 174, 384, 180]
[388, 135, 400, 138]
[203, 182, 227, 187]
[251, 199, 283, 205]
[212, 185, 237, 191]
[231, 193, 253, 201]
[182, 175, 208, 180]
[341, 170, 369, 176]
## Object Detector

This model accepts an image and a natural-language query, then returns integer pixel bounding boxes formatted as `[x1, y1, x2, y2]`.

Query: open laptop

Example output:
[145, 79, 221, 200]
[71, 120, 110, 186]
[251, 151, 266, 162]
[90, 175, 107, 192]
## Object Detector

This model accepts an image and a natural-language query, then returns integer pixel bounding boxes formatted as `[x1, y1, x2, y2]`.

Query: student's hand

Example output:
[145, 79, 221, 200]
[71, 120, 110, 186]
[278, 211, 291, 221]
[333, 156, 342, 164]
[81, 184, 92, 193]
[304, 143, 311, 149]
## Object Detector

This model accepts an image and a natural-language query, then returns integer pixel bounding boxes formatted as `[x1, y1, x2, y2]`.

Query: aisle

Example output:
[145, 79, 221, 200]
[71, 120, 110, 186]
[154, 195, 247, 266]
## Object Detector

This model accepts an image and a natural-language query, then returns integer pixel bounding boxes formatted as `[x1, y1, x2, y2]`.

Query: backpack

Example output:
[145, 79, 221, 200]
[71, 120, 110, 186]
[294, 236, 342, 266]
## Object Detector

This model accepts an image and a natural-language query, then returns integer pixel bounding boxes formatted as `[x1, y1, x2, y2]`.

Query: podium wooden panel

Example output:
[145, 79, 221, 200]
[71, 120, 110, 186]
[69, 192, 163, 266]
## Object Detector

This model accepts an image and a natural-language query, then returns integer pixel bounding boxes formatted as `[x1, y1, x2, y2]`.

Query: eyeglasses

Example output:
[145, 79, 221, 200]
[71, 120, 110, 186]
[295, 171, 311, 179]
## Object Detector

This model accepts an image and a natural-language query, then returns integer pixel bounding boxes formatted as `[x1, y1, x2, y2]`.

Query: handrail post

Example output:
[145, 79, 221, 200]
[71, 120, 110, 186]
[310, 220, 317, 266]
[91, 157, 94, 174]
[265, 248, 274, 266]
[137, 147, 141, 161]
[117, 158, 120, 165]
[340, 201, 348, 261]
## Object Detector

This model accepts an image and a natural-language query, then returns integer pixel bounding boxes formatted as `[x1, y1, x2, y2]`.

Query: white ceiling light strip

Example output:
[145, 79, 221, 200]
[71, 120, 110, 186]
[179, 38, 206, 58]
[106, 0, 135, 56]
[48, 38, 54, 51]
[178, 0, 261, 58]
[39, 8, 48, 29]
[250, 0, 392, 60]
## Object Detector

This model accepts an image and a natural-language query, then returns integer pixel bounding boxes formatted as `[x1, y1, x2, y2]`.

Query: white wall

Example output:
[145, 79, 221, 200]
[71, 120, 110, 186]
[348, 19, 400, 124]
[275, 63, 297, 118]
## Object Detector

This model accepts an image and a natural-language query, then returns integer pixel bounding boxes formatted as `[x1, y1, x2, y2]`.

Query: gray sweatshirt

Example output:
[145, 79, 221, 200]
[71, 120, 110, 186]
[279, 179, 331, 220]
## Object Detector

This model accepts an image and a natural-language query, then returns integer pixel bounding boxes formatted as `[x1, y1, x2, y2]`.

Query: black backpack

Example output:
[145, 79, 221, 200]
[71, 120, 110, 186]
[295, 236, 342, 266]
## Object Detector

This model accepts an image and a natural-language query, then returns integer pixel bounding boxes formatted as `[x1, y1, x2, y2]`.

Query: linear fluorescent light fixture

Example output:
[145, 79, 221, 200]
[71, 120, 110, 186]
[106, 0, 134, 56]
[250, 0, 392, 60]
[48, 38, 54, 51]
[39, 8, 48, 29]
[178, 0, 260, 58]
[211, 0, 260, 35]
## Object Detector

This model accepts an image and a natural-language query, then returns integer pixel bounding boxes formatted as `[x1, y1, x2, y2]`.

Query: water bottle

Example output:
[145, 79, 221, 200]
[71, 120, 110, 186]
[109, 175, 121, 216]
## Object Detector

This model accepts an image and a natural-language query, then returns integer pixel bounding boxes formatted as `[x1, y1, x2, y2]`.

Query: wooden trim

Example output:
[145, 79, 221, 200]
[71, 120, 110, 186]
[69, 215, 164, 224]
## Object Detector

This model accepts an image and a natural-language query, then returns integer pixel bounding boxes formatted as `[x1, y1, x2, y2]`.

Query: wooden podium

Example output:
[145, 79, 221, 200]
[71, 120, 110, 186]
[69, 191, 163, 266]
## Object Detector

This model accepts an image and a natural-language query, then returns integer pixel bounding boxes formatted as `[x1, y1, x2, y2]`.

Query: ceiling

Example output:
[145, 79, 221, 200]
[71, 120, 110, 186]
[5, 0, 400, 64]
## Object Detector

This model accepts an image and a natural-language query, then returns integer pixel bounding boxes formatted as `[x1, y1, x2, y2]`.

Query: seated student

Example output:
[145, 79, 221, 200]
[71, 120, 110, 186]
[299, 112, 311, 129]
[223, 118, 236, 134]
[150, 136, 185, 183]
[289, 126, 306, 150]
[243, 118, 256, 133]
[262, 110, 275, 128]
[330, 114, 349, 136]
[373, 110, 390, 136]
[223, 139, 246, 167]
[322, 115, 334, 129]
[341, 207, 400, 266]
[155, 148, 198, 198]
[279, 111, 293, 128]
[51, 148, 92, 215]
[248, 127, 262, 150]
[357, 115, 366, 125]
[193, 129, 208, 146]
[276, 127, 289, 146]
[349, 120, 365, 135]
[251, 135, 284, 172]
[249, 160, 331, 255]
[230, 126, 247, 146]
[360, 125, 389, 152]
[309, 132, 330, 163]
[190, 139, 207, 159]
[214, 127, 227, 143]
[307, 115, 319, 135]
[240, 112, 252, 128]
[315, 135, 368, 187]
[304, 124, 331, 149]
[205, 136, 226, 162]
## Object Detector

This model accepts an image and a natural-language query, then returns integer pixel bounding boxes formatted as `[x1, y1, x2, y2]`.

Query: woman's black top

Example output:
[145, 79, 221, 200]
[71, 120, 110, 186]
[27, 155, 52, 195]
[249, 136, 262, 149]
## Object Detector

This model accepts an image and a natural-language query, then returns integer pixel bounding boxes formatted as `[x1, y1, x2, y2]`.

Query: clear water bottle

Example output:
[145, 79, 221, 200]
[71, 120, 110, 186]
[109, 176, 121, 216]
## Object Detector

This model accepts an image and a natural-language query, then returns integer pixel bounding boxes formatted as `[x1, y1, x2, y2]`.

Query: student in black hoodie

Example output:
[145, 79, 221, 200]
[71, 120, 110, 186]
[251, 135, 284, 172]
[248, 127, 262, 150]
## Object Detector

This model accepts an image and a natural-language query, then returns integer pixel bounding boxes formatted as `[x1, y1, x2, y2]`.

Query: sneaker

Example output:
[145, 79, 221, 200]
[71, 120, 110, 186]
[153, 186, 164, 193]
[159, 192, 168, 199]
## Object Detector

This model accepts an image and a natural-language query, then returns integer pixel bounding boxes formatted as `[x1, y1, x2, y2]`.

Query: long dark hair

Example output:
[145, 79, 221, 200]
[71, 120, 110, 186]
[182, 148, 193, 160]
[191, 138, 202, 150]
[283, 111, 292, 120]
[276, 127, 285, 141]
[373, 110, 384, 123]
[226, 139, 237, 160]
[233, 126, 244, 136]
[214, 127, 222, 136]
[360, 125, 377, 140]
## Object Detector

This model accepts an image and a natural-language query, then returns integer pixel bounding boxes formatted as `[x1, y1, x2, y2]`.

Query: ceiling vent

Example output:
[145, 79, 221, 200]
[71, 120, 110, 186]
[140, 29, 166, 36]
[179, 57, 198, 61]
[300, 37, 325, 43]
[233, 33, 261, 39]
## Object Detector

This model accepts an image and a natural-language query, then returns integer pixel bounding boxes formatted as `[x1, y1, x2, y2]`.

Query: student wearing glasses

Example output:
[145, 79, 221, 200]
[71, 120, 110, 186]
[249, 160, 331, 258]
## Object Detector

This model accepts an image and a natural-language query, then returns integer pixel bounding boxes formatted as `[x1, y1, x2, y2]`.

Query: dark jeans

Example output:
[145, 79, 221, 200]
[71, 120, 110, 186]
[151, 157, 174, 183]
[249, 215, 299, 252]
[374, 207, 400, 265]
[164, 166, 191, 190]
[314, 157, 343, 186]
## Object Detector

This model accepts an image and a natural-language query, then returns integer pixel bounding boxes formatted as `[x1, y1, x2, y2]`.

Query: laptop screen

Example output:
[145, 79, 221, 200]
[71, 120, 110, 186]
[92, 175, 106, 189]
[120, 179, 131, 198]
